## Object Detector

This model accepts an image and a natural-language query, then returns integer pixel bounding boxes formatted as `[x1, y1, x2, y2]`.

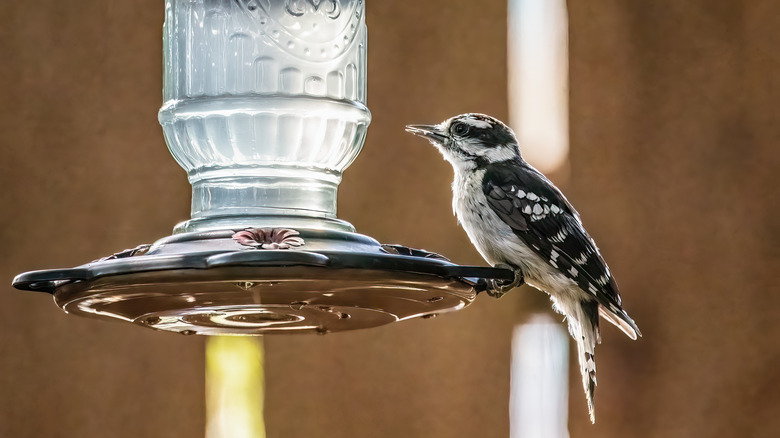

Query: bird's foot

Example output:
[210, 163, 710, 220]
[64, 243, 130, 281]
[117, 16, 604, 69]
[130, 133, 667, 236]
[486, 264, 524, 298]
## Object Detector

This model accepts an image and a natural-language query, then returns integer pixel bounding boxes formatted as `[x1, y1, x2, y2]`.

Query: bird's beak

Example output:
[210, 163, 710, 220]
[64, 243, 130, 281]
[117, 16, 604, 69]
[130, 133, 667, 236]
[405, 124, 448, 143]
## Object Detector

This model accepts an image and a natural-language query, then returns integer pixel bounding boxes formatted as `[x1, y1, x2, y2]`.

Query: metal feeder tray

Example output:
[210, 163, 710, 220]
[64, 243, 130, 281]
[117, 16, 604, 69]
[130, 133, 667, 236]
[13, 228, 513, 335]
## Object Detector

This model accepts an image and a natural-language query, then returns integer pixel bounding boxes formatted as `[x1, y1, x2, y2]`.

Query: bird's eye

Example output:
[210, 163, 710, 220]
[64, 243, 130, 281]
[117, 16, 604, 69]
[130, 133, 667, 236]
[452, 122, 470, 136]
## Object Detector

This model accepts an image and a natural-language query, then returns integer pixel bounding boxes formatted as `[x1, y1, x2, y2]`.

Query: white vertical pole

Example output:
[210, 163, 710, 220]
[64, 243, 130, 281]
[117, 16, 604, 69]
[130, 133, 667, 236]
[508, 0, 569, 174]
[510, 314, 570, 438]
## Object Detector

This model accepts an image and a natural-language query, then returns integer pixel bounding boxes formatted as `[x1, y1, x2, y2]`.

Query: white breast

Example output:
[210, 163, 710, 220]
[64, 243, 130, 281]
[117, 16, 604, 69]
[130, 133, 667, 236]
[450, 169, 585, 300]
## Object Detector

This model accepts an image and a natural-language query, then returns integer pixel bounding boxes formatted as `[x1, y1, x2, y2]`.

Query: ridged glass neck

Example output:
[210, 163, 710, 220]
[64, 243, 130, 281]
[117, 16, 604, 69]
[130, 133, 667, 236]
[159, 0, 370, 233]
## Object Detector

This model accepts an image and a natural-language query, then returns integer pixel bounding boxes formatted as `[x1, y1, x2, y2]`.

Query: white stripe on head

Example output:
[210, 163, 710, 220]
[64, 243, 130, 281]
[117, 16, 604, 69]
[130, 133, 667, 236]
[457, 137, 518, 163]
[462, 117, 492, 129]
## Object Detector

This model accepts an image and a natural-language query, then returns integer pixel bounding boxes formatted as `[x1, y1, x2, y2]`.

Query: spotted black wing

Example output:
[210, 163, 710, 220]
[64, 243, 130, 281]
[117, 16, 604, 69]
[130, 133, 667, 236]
[482, 160, 638, 335]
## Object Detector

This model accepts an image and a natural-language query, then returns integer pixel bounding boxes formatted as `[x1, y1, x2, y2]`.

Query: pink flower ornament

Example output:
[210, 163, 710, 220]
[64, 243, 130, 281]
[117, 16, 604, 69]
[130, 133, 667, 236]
[232, 228, 305, 250]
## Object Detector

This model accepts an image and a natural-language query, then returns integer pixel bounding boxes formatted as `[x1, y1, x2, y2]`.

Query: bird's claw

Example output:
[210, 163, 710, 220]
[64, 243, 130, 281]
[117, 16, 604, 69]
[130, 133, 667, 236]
[486, 265, 524, 298]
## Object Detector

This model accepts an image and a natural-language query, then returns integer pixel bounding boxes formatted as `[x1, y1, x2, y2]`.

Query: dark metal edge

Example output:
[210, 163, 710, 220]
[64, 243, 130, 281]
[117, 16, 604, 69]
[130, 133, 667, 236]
[12, 250, 515, 294]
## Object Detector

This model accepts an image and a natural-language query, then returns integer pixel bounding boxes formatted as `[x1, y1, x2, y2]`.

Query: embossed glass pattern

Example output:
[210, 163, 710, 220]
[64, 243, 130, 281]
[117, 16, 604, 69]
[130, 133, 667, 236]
[159, 0, 370, 232]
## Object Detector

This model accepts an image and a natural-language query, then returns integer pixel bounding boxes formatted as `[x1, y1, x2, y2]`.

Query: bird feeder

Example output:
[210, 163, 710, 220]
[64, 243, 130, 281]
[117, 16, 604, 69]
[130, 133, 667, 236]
[12, 0, 512, 335]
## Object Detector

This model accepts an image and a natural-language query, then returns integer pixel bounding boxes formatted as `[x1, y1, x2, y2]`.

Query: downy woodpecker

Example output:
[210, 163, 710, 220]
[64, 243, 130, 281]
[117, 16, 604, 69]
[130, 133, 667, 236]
[406, 113, 640, 423]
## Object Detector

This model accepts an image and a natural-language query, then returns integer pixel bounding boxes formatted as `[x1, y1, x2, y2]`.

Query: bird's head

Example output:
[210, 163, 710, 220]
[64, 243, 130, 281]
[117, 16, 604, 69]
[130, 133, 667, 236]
[406, 113, 521, 170]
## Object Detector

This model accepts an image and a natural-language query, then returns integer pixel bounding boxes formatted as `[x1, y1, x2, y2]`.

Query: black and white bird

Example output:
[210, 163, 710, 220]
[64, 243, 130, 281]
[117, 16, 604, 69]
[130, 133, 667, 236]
[406, 113, 640, 423]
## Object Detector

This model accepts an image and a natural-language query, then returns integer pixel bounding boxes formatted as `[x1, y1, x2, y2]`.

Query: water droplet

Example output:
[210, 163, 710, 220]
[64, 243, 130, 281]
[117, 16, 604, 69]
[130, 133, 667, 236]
[316, 327, 329, 336]
[287, 41, 295, 49]
[304, 48, 311, 56]
[312, 22, 319, 30]
[180, 330, 197, 336]
[339, 313, 351, 320]
[272, 29, 280, 38]
[236, 281, 256, 290]
[290, 301, 308, 311]
[427, 296, 443, 303]
[144, 316, 161, 325]
[317, 305, 333, 312]
[422, 314, 438, 319]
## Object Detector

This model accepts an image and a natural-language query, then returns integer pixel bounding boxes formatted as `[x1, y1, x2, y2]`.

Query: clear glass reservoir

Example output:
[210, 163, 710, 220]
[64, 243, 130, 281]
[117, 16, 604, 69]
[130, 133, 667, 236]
[12, 0, 516, 336]
[159, 0, 370, 233]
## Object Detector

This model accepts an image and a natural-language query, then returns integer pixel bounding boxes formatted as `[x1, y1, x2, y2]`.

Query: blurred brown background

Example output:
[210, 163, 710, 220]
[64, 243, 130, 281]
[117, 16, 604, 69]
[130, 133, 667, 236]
[1, 1, 778, 437]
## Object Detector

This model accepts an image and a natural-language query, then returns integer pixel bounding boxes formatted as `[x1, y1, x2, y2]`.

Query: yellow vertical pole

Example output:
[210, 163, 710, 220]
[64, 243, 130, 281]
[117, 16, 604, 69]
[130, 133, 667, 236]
[206, 337, 266, 438]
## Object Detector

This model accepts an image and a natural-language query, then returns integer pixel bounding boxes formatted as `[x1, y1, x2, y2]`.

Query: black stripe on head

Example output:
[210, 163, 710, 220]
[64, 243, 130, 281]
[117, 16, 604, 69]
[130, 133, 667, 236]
[449, 114, 517, 147]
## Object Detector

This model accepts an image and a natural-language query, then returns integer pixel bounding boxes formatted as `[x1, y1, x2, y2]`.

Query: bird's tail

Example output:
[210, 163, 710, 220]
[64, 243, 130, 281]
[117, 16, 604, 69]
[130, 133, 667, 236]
[571, 300, 600, 424]
[551, 296, 602, 422]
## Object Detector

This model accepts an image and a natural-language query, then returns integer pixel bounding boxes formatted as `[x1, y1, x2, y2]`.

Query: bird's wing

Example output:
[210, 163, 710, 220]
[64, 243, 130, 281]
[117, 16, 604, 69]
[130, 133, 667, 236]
[482, 160, 640, 338]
